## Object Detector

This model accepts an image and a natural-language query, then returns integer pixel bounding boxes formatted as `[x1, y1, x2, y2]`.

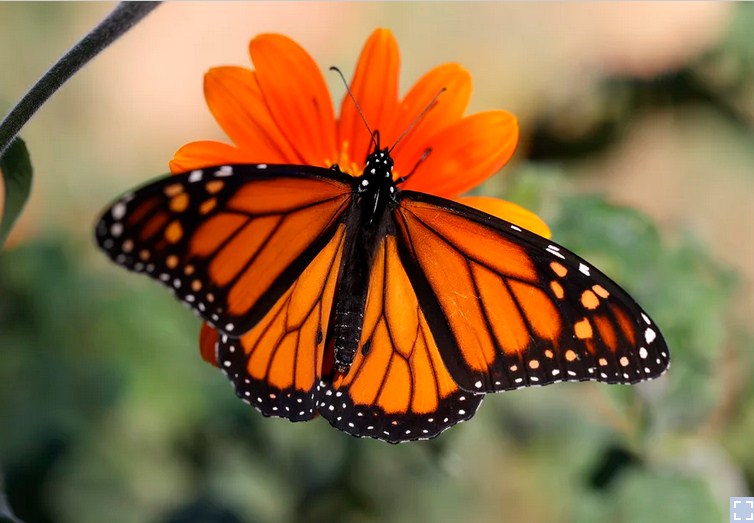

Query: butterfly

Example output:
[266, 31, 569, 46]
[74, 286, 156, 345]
[95, 137, 670, 444]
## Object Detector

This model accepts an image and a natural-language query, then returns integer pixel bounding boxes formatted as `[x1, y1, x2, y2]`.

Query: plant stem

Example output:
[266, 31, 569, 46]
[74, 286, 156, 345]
[0, 2, 161, 157]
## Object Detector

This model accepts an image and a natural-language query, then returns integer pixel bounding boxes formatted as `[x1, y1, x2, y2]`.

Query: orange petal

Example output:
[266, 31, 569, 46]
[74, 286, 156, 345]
[402, 110, 518, 197]
[388, 64, 471, 174]
[338, 28, 400, 168]
[458, 196, 552, 239]
[169, 140, 259, 174]
[249, 34, 337, 166]
[199, 322, 219, 367]
[204, 67, 300, 163]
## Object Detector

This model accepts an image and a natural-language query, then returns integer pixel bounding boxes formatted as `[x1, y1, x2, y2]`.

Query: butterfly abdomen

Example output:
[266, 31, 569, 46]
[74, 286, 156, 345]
[331, 300, 366, 372]
[329, 210, 384, 374]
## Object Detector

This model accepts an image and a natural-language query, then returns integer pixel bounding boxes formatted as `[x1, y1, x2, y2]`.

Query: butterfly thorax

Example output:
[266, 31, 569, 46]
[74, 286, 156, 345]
[355, 147, 398, 224]
[330, 146, 399, 374]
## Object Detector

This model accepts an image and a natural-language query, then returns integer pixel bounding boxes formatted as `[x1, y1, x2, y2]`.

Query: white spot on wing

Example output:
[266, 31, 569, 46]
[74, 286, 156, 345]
[645, 328, 656, 344]
[579, 263, 590, 276]
[112, 202, 126, 220]
[547, 245, 566, 260]
[216, 165, 233, 177]
[188, 170, 203, 183]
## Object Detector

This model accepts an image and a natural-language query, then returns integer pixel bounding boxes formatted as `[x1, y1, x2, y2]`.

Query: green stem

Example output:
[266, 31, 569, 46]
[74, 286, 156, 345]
[0, 2, 161, 157]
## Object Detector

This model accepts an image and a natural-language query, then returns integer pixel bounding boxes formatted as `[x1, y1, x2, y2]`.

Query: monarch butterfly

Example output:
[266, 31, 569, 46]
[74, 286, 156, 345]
[95, 134, 669, 443]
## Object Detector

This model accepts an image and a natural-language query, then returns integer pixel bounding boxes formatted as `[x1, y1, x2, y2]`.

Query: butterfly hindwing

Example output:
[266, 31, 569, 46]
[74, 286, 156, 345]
[394, 191, 670, 394]
[215, 225, 347, 420]
[318, 235, 483, 443]
[95, 164, 353, 334]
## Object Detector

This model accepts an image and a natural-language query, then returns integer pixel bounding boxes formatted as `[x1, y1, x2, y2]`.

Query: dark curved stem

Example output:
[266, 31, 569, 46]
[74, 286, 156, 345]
[0, 2, 161, 157]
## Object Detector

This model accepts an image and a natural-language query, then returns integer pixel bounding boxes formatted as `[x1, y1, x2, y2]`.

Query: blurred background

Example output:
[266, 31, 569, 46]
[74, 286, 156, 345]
[1, 2, 752, 522]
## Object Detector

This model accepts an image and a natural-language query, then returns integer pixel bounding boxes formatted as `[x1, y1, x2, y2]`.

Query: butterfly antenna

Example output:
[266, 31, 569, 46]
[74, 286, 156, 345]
[330, 66, 378, 150]
[388, 87, 446, 153]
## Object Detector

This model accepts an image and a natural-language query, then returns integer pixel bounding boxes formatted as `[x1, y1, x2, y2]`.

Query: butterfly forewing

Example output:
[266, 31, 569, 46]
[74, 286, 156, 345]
[394, 191, 670, 394]
[95, 164, 352, 334]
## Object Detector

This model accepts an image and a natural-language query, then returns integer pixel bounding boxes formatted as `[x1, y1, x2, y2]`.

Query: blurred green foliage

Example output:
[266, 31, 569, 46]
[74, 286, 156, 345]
[3, 4, 754, 523]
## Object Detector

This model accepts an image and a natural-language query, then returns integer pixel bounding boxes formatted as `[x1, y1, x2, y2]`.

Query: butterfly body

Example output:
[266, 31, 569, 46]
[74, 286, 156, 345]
[331, 148, 398, 372]
[95, 145, 669, 443]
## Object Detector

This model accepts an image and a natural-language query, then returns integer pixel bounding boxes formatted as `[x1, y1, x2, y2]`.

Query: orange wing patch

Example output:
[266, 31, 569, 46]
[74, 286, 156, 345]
[318, 236, 482, 443]
[215, 226, 345, 420]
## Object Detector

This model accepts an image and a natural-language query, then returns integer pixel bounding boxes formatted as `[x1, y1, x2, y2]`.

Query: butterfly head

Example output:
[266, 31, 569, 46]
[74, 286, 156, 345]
[358, 133, 396, 194]
[364, 147, 394, 179]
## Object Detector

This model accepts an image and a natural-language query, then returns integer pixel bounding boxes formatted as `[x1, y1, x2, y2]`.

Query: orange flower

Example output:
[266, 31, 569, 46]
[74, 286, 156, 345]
[170, 28, 550, 238]
[171, 28, 551, 367]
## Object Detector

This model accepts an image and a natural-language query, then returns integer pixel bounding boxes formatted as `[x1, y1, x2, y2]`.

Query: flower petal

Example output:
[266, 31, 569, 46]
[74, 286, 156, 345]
[250, 34, 337, 166]
[458, 196, 552, 239]
[169, 140, 259, 174]
[199, 322, 219, 367]
[388, 64, 471, 175]
[402, 110, 519, 197]
[338, 28, 400, 168]
[204, 67, 300, 163]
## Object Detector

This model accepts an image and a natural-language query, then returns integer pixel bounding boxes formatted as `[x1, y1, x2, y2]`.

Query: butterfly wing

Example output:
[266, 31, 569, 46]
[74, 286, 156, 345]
[394, 191, 670, 393]
[318, 235, 483, 443]
[215, 224, 346, 420]
[95, 164, 353, 334]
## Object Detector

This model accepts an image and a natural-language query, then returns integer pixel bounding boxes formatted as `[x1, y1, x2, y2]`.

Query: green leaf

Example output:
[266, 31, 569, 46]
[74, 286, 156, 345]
[0, 138, 33, 249]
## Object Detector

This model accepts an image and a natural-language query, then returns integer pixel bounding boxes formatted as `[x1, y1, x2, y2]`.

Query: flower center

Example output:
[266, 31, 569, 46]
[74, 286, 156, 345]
[325, 141, 363, 177]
